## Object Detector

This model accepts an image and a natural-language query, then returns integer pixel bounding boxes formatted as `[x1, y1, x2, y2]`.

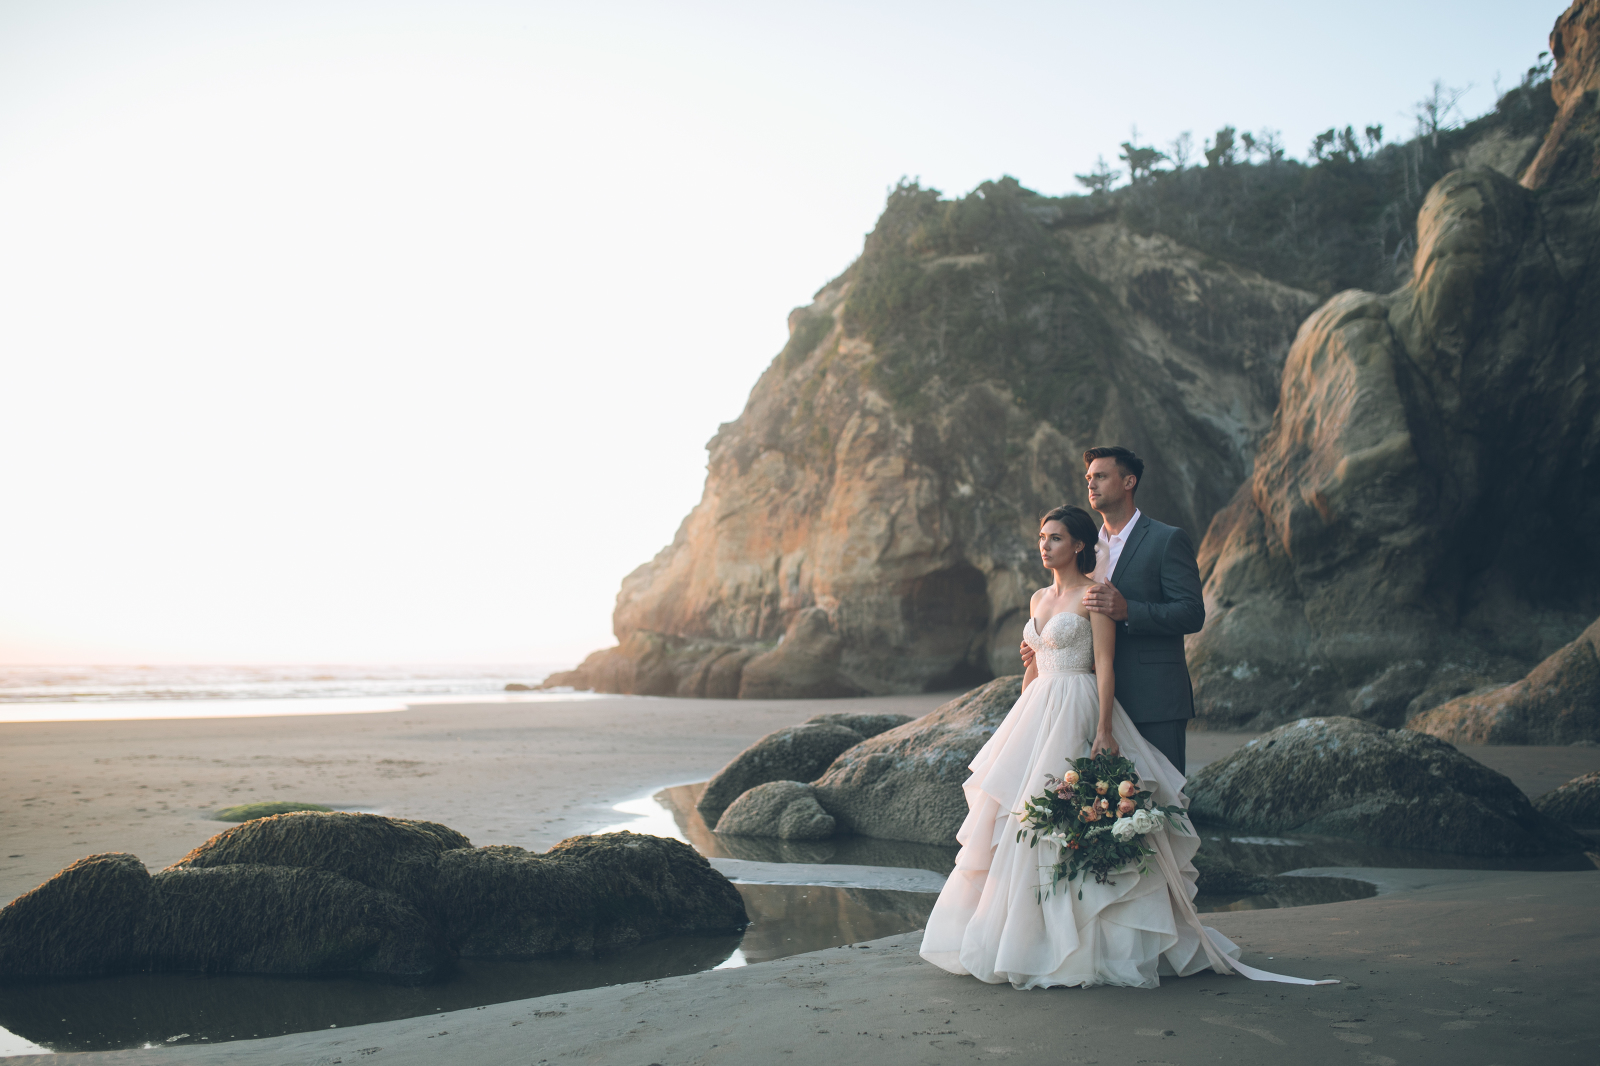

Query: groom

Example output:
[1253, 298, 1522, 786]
[1022, 446, 1205, 773]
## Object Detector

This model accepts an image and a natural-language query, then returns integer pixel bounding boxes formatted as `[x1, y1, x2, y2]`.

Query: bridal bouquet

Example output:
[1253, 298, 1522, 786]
[1015, 751, 1188, 899]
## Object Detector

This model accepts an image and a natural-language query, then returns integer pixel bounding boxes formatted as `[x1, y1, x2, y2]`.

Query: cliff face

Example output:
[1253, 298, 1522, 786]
[551, 179, 1316, 697]
[1187, 1, 1600, 733]
[549, 5, 1588, 707]
[1190, 172, 1600, 730]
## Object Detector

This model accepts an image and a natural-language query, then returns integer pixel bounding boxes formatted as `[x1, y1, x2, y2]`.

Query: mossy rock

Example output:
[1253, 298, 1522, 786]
[172, 811, 471, 917]
[434, 832, 748, 957]
[140, 865, 448, 979]
[0, 853, 448, 981]
[0, 853, 151, 977]
[213, 801, 333, 822]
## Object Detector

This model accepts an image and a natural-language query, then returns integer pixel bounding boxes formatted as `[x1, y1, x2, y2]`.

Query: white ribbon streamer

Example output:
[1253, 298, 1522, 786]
[1149, 824, 1339, 986]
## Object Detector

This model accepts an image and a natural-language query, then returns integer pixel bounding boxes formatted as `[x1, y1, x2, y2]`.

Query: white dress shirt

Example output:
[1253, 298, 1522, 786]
[1099, 507, 1142, 583]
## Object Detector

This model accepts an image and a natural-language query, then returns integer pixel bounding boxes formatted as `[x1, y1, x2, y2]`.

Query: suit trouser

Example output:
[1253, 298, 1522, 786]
[1134, 719, 1188, 776]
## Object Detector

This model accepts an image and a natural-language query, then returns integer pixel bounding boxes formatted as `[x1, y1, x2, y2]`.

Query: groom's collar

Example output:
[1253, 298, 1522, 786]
[1110, 511, 1152, 584]
[1100, 507, 1142, 542]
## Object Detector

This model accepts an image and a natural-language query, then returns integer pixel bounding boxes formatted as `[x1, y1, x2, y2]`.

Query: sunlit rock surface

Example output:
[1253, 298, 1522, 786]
[546, 180, 1315, 698]
[1409, 616, 1600, 744]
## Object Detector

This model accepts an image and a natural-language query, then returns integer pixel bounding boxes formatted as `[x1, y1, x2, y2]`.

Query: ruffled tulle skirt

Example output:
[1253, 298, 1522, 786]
[918, 670, 1243, 989]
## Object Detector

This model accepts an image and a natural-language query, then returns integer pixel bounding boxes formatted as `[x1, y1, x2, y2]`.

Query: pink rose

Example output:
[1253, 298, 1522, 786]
[1117, 780, 1137, 799]
[1095, 780, 1110, 795]
[1097, 797, 1110, 810]
[1117, 798, 1136, 815]
[1080, 806, 1098, 823]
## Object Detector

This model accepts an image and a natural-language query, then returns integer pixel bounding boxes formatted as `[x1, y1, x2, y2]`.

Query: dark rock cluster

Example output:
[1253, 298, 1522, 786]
[0, 813, 746, 981]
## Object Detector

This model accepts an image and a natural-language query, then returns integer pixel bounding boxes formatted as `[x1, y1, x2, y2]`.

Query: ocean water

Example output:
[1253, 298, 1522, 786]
[0, 663, 559, 703]
[0, 663, 600, 722]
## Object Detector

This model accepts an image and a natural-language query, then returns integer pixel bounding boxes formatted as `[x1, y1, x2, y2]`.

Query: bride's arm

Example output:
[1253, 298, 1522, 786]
[1021, 658, 1038, 692]
[1090, 609, 1120, 757]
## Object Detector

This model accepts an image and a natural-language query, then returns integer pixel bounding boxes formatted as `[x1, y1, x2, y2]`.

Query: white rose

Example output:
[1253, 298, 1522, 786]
[1131, 809, 1158, 835]
[1111, 817, 1137, 842]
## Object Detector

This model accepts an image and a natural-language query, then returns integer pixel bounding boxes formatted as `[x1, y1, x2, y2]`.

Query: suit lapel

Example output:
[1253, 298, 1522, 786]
[1110, 514, 1151, 586]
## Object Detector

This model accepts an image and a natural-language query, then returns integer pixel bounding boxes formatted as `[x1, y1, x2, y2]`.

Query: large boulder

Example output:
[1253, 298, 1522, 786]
[1533, 771, 1600, 828]
[433, 832, 747, 957]
[1189, 162, 1600, 732]
[1408, 615, 1600, 744]
[696, 722, 867, 824]
[0, 853, 150, 977]
[803, 711, 914, 737]
[138, 865, 447, 979]
[713, 781, 836, 841]
[170, 811, 471, 919]
[810, 676, 1022, 845]
[1186, 716, 1586, 856]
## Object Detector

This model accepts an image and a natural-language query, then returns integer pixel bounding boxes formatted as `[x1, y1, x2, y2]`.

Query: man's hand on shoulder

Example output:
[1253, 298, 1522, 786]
[1083, 581, 1128, 622]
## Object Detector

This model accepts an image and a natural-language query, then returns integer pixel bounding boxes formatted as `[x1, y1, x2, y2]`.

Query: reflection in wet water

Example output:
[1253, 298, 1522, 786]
[0, 883, 933, 1055]
[640, 783, 963, 874]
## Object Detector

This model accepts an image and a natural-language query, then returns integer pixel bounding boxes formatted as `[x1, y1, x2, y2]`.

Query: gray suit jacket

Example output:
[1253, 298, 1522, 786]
[1107, 513, 1204, 724]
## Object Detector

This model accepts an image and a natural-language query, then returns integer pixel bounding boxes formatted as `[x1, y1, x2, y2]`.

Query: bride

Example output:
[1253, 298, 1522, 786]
[919, 505, 1330, 989]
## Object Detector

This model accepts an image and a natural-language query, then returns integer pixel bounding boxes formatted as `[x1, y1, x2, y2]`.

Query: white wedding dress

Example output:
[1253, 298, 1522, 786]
[919, 609, 1331, 989]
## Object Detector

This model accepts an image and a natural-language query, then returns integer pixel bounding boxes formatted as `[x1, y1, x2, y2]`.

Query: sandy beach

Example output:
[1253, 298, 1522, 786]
[4, 695, 1600, 1064]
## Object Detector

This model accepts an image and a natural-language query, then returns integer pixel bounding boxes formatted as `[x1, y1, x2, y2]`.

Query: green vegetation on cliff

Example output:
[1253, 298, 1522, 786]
[839, 72, 1557, 422]
[842, 177, 1116, 426]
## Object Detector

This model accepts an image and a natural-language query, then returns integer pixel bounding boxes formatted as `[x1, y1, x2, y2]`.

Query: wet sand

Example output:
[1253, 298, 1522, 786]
[4, 698, 1599, 1064]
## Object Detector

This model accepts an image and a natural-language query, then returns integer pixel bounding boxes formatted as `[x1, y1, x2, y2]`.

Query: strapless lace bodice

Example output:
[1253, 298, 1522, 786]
[1024, 611, 1095, 675]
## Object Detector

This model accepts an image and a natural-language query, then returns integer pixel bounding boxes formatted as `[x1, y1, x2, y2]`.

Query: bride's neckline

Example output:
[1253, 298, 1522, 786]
[1029, 610, 1090, 635]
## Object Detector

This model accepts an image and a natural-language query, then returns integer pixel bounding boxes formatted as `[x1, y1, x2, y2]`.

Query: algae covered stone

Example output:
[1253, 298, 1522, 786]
[171, 810, 470, 916]
[0, 853, 151, 977]
[213, 801, 333, 822]
[714, 781, 836, 841]
[434, 832, 748, 957]
[1186, 716, 1586, 855]
[2, 814, 745, 980]
[140, 865, 448, 979]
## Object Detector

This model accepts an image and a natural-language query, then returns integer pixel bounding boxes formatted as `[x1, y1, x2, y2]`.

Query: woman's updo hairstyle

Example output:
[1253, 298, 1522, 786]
[1041, 504, 1099, 575]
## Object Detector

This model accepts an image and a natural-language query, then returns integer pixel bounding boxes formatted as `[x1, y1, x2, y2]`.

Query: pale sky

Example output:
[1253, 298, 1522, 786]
[0, 0, 1560, 666]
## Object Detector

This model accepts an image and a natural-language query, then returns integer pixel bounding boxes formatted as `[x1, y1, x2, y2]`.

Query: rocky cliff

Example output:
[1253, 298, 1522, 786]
[550, 7, 1586, 706]
[547, 179, 1316, 697]
[1188, 4, 1600, 732]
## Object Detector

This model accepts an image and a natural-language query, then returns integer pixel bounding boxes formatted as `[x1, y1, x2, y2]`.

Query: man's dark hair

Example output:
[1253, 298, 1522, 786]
[1083, 446, 1144, 493]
